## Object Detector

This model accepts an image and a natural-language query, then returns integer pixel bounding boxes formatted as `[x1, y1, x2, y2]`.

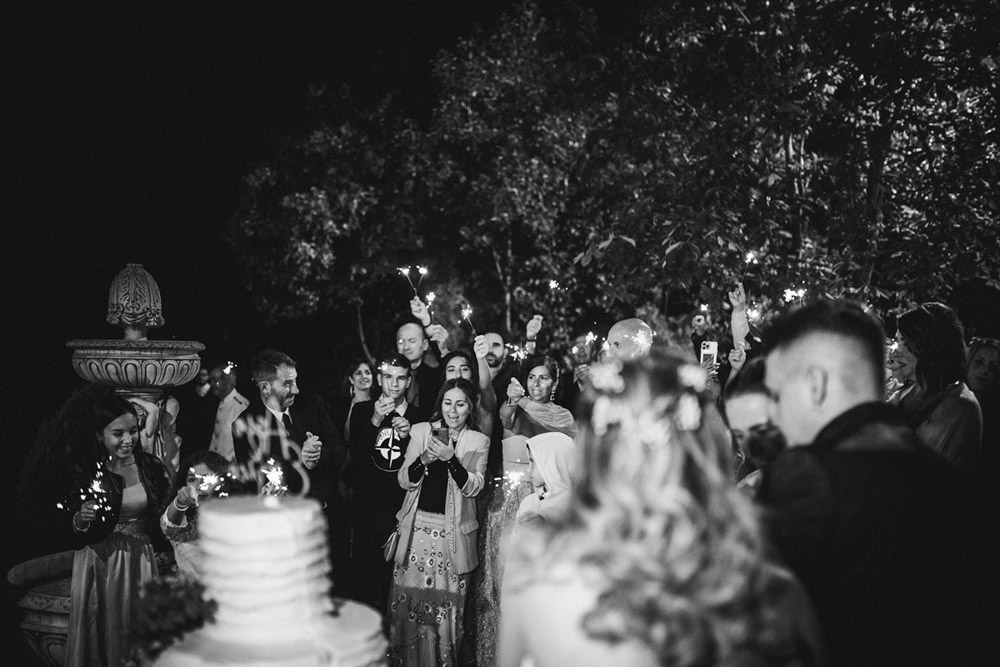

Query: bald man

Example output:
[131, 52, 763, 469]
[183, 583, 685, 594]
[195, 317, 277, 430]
[603, 318, 653, 362]
[759, 300, 994, 665]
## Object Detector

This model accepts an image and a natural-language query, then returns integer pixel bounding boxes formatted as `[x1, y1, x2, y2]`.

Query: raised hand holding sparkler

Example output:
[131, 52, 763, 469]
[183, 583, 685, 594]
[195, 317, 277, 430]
[410, 296, 431, 326]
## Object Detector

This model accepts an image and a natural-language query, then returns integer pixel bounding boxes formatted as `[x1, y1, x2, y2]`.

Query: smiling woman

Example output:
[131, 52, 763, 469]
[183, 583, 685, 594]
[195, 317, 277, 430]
[388, 378, 489, 666]
[63, 390, 170, 667]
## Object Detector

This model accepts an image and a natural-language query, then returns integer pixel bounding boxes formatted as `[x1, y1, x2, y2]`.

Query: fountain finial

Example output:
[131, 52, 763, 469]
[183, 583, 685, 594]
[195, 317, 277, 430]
[106, 263, 164, 341]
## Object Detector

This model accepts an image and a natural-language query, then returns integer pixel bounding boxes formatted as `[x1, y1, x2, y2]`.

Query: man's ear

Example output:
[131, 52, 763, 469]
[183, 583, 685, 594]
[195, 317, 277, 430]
[375, 373, 384, 389]
[805, 365, 828, 410]
[258, 381, 270, 395]
[405, 375, 413, 388]
[421, 338, 429, 353]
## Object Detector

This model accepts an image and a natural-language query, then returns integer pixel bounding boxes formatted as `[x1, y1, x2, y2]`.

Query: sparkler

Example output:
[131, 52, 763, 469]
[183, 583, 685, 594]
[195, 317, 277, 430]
[193, 471, 224, 496]
[397, 265, 429, 296]
[260, 458, 287, 496]
[222, 361, 236, 375]
[461, 304, 478, 336]
[699, 303, 710, 313]
[506, 343, 527, 362]
[549, 279, 560, 290]
[740, 251, 760, 282]
[783, 287, 807, 304]
[426, 292, 436, 324]
[57, 463, 112, 519]
[746, 305, 762, 323]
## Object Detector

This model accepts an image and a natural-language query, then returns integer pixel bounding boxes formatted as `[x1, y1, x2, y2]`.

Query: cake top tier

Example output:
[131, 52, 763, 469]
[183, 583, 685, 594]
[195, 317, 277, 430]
[198, 496, 324, 548]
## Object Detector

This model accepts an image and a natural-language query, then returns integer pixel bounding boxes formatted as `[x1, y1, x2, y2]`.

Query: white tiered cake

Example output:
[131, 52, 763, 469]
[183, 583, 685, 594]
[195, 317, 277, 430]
[156, 496, 386, 666]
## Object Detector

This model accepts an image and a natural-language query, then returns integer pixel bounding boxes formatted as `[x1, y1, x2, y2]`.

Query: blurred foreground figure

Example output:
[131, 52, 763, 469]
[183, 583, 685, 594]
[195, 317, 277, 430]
[760, 300, 998, 665]
[499, 352, 821, 667]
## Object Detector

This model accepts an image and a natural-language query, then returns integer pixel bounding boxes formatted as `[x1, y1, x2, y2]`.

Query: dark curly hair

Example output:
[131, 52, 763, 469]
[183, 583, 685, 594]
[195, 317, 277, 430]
[16, 385, 136, 554]
[897, 303, 967, 397]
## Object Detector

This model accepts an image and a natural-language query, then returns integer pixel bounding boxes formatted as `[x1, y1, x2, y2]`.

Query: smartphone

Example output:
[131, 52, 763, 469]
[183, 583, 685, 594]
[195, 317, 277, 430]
[700, 341, 719, 366]
[431, 425, 448, 442]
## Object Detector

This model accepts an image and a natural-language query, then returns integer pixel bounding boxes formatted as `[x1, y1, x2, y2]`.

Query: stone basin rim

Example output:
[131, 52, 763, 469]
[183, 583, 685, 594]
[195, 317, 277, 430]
[66, 339, 205, 351]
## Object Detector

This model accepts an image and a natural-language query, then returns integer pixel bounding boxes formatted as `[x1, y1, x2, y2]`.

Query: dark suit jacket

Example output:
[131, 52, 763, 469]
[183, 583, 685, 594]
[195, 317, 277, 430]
[232, 391, 346, 510]
[759, 402, 997, 665]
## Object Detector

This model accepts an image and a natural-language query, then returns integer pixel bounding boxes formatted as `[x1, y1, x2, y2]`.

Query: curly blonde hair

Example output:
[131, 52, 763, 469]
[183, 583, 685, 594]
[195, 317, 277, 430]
[507, 351, 800, 665]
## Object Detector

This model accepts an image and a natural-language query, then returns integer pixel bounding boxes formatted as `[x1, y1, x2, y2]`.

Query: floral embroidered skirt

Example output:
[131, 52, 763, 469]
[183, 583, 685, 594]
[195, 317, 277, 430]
[475, 473, 534, 667]
[388, 510, 468, 667]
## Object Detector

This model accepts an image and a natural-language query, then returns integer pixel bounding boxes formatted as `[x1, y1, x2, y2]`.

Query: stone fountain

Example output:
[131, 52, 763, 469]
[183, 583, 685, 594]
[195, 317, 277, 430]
[8, 264, 205, 667]
[67, 263, 205, 402]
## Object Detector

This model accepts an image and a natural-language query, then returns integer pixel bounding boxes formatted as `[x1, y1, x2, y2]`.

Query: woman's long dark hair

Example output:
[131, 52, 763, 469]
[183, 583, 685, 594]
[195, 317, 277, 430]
[897, 302, 967, 396]
[442, 349, 481, 388]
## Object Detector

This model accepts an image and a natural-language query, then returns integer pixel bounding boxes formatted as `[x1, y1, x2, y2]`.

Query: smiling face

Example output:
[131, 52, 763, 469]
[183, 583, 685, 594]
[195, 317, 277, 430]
[261, 364, 299, 412]
[526, 365, 555, 404]
[445, 355, 473, 381]
[967, 346, 1000, 393]
[350, 363, 373, 393]
[440, 387, 472, 430]
[100, 412, 139, 460]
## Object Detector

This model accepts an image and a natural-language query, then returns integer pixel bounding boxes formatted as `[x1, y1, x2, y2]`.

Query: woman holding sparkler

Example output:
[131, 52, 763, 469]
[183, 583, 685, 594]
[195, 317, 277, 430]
[388, 378, 489, 666]
[65, 390, 170, 667]
[477, 355, 577, 667]
[160, 450, 229, 579]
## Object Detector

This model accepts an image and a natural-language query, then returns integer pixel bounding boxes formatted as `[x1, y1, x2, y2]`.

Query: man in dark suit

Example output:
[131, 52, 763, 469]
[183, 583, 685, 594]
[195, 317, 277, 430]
[233, 349, 350, 596]
[347, 353, 428, 613]
[759, 301, 997, 665]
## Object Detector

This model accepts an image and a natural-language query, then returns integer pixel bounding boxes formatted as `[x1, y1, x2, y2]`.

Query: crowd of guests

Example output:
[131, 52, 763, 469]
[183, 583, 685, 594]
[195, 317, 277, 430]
[15, 287, 1000, 666]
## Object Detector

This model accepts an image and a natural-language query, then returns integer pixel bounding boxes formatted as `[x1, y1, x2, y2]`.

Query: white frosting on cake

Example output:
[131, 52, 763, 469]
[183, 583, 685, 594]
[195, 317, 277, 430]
[156, 496, 386, 667]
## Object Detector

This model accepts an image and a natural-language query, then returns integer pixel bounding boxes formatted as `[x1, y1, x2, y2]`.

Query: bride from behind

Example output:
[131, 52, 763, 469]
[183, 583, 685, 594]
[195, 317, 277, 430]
[498, 352, 822, 667]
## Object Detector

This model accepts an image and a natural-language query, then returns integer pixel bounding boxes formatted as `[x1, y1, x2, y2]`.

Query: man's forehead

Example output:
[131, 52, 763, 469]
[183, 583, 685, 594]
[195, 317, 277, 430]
[397, 323, 424, 340]
[484, 333, 504, 345]
[275, 364, 297, 380]
[381, 363, 408, 377]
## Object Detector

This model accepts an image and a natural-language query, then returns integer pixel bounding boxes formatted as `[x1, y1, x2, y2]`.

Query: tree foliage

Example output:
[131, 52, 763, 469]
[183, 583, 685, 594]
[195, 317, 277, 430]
[231, 0, 1000, 363]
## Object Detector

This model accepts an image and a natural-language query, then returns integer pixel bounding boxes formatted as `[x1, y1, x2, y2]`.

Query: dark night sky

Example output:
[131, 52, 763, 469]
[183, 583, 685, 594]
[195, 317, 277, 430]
[3, 1, 531, 437]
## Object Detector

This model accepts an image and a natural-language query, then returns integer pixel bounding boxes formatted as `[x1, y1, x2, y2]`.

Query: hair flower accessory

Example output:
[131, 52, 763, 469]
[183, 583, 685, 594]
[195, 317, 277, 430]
[589, 359, 626, 394]
[678, 364, 708, 393]
[674, 393, 702, 431]
[591, 395, 625, 435]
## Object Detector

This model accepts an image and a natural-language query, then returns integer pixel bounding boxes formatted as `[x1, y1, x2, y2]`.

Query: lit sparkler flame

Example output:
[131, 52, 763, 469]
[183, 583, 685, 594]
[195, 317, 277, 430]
[699, 304, 709, 312]
[426, 292, 436, 304]
[783, 288, 806, 302]
[461, 304, 478, 336]
[194, 472, 223, 495]
[222, 361, 236, 375]
[585, 331, 597, 344]
[549, 280, 559, 290]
